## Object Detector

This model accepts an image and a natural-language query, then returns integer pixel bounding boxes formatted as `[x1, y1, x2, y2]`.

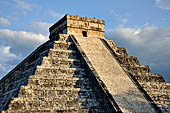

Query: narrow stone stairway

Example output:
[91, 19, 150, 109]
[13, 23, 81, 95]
[72, 35, 157, 113]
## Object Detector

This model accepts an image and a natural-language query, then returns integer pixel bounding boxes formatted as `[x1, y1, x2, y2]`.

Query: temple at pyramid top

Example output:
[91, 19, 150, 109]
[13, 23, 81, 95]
[49, 14, 105, 39]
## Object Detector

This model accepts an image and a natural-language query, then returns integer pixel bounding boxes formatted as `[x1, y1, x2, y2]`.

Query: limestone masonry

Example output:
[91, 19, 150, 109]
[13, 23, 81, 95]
[0, 14, 169, 113]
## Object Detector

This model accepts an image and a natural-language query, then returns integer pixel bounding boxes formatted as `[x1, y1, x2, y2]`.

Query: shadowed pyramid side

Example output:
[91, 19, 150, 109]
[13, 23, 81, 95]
[0, 34, 117, 113]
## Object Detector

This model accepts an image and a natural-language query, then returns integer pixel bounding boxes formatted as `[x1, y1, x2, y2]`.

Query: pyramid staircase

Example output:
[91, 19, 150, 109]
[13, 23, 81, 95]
[104, 39, 170, 113]
[0, 34, 118, 113]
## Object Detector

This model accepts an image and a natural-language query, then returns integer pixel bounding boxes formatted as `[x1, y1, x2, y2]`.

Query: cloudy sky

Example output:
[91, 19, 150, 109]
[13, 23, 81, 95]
[0, 0, 170, 82]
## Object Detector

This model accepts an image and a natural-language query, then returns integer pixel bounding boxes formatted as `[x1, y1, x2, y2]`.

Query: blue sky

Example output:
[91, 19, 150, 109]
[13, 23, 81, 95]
[0, 0, 170, 82]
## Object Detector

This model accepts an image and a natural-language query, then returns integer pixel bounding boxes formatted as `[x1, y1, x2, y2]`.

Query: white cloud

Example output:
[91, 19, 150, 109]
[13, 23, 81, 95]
[110, 10, 129, 27]
[156, 0, 170, 10]
[0, 17, 11, 26]
[47, 10, 63, 19]
[43, 10, 64, 20]
[0, 46, 18, 64]
[106, 26, 170, 82]
[29, 21, 52, 35]
[0, 29, 48, 56]
[8, 16, 20, 21]
[0, 29, 48, 78]
[120, 18, 128, 25]
[0, 46, 17, 58]
[142, 22, 149, 27]
[0, 46, 19, 76]
[12, 0, 35, 11]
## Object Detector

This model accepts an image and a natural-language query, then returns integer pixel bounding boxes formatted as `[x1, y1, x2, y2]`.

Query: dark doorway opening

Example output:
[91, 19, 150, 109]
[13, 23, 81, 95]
[82, 31, 87, 37]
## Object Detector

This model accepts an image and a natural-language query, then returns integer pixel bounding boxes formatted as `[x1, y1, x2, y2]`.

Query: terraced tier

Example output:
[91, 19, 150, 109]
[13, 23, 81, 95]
[105, 38, 170, 112]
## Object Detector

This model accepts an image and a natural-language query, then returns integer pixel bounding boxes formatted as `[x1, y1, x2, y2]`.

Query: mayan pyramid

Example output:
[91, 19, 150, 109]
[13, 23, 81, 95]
[0, 14, 169, 113]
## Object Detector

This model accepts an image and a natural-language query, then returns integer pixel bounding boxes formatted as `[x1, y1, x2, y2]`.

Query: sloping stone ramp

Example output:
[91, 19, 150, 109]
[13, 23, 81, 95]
[72, 35, 158, 113]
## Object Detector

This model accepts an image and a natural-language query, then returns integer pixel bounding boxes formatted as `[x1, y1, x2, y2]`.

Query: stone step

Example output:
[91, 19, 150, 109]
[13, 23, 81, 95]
[10, 97, 106, 104]
[145, 89, 170, 95]
[149, 94, 170, 105]
[8, 100, 82, 110]
[0, 90, 93, 110]
[2, 67, 35, 92]
[0, 102, 9, 111]
[0, 67, 36, 96]
[132, 74, 165, 83]
[18, 92, 79, 101]
[141, 82, 170, 91]
[29, 76, 89, 82]
[0, 88, 20, 110]
[0, 89, 84, 109]
[0, 88, 19, 101]
[0, 77, 28, 96]
[34, 66, 85, 76]
[41, 56, 81, 67]
[0, 76, 92, 105]
[48, 49, 76, 59]
[0, 66, 35, 95]
[39, 49, 49, 57]
[115, 47, 128, 57]
[0, 109, 89, 113]
[18, 93, 104, 103]
[53, 41, 71, 50]
[17, 86, 102, 100]
[104, 39, 118, 53]
[57, 34, 69, 41]
[26, 82, 92, 91]
[148, 93, 170, 99]
[32, 73, 86, 79]
[158, 106, 170, 113]
[27, 57, 42, 69]
[0, 69, 32, 98]
[117, 55, 140, 65]
[8, 98, 106, 110]
[1, 109, 116, 113]
[19, 86, 93, 95]
[27, 77, 91, 89]
[7, 97, 111, 111]
[140, 83, 170, 106]
[124, 64, 152, 75]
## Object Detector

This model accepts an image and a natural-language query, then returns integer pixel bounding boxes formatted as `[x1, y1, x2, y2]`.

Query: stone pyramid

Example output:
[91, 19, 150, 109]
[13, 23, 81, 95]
[0, 14, 169, 113]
